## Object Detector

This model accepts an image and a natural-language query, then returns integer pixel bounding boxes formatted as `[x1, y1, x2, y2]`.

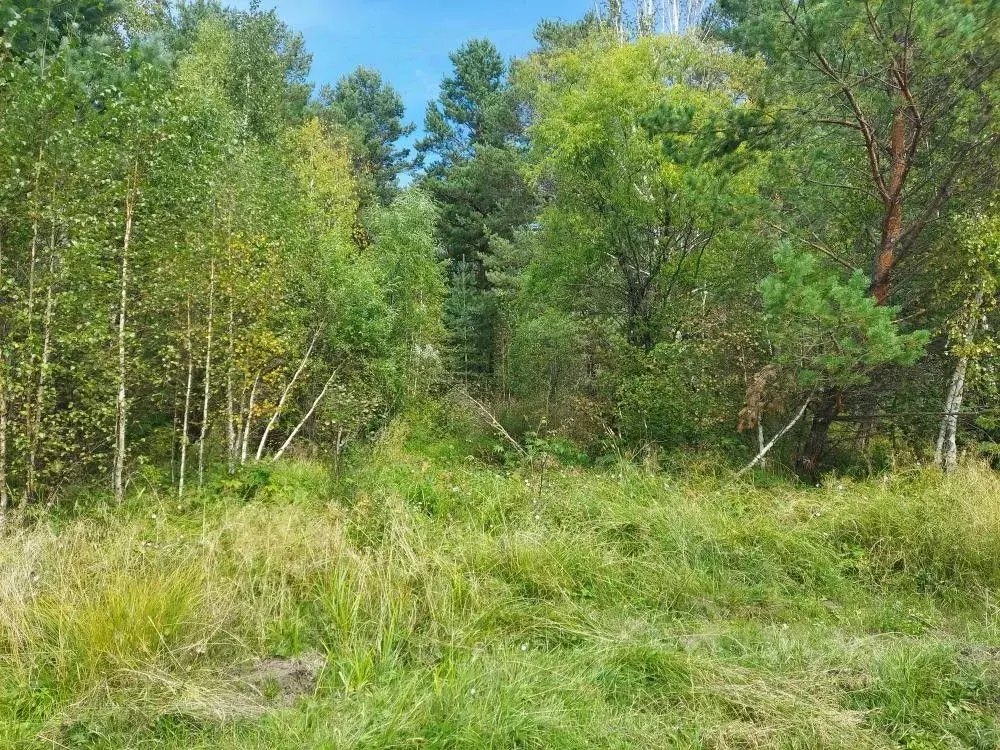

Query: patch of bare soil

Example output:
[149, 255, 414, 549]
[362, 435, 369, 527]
[237, 652, 326, 704]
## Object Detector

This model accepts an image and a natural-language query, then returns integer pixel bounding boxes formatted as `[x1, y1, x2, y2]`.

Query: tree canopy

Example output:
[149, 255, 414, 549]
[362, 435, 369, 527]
[1, 0, 998, 518]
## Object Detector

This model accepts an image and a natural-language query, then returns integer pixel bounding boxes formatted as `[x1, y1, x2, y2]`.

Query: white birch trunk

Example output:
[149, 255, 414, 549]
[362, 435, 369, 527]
[224, 217, 237, 473]
[26, 217, 39, 336]
[25, 153, 43, 338]
[21, 217, 40, 506]
[935, 287, 984, 473]
[225, 300, 237, 474]
[0, 230, 8, 520]
[240, 373, 260, 466]
[687, 0, 706, 33]
[738, 399, 812, 477]
[608, 0, 626, 42]
[198, 260, 215, 488]
[937, 357, 969, 473]
[637, 0, 655, 36]
[26, 243, 56, 504]
[178, 300, 195, 499]
[0, 373, 7, 528]
[756, 422, 767, 468]
[272, 371, 337, 462]
[21, 151, 45, 507]
[255, 333, 318, 461]
[114, 169, 137, 505]
[934, 371, 961, 468]
[170, 379, 180, 486]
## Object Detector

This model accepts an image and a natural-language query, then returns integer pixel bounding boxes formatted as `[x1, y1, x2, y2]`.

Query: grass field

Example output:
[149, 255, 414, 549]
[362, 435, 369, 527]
[3, 423, 1000, 749]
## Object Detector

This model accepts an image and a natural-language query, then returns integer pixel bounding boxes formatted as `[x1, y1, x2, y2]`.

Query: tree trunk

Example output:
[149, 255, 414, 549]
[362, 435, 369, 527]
[20, 150, 46, 508]
[273, 371, 338, 462]
[738, 399, 812, 477]
[20, 219, 41, 506]
[872, 106, 907, 305]
[800, 388, 841, 475]
[0, 369, 7, 529]
[114, 167, 137, 505]
[935, 287, 984, 472]
[25, 152, 43, 340]
[170, 376, 180, 486]
[26, 216, 39, 339]
[808, 95, 910, 465]
[224, 215, 237, 473]
[608, 0, 626, 42]
[26, 227, 57, 505]
[198, 260, 215, 488]
[255, 333, 318, 461]
[240, 373, 260, 466]
[178, 299, 195, 499]
[225, 299, 237, 474]
[0, 228, 9, 521]
[935, 356, 969, 473]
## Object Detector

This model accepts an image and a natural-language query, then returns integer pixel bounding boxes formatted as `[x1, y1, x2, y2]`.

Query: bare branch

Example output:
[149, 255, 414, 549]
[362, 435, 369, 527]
[737, 398, 812, 477]
[255, 332, 319, 461]
[273, 370, 339, 462]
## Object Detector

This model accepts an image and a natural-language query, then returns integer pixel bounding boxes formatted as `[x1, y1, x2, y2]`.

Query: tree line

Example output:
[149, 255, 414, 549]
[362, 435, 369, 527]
[0, 0, 444, 518]
[0, 0, 998, 518]
[415, 0, 1000, 475]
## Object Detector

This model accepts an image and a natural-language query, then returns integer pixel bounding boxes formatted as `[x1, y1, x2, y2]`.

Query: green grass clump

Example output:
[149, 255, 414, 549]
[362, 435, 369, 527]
[2, 429, 1000, 748]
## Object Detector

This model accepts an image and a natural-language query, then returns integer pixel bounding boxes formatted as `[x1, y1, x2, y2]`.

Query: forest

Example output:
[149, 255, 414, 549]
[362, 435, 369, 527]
[2, 0, 1000, 748]
[0, 0, 998, 506]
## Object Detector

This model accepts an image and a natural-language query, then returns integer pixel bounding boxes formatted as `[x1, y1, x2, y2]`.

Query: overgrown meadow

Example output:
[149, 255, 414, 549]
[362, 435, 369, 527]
[3, 416, 1000, 749]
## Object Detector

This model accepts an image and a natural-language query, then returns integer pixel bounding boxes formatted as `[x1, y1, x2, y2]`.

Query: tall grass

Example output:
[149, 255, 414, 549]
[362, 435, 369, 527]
[2, 432, 1000, 748]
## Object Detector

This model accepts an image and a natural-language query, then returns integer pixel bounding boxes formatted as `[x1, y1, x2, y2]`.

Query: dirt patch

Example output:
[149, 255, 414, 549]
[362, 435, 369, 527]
[238, 652, 326, 704]
[960, 644, 1000, 663]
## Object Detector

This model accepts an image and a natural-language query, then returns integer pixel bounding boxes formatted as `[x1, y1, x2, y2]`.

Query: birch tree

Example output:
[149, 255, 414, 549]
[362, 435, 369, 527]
[935, 212, 1000, 471]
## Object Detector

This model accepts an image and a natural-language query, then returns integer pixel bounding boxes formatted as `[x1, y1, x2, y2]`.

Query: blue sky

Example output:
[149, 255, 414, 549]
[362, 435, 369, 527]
[230, 0, 592, 135]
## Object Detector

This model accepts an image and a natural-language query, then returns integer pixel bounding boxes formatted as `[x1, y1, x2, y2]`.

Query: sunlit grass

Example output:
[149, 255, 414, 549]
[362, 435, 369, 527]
[2, 434, 1000, 748]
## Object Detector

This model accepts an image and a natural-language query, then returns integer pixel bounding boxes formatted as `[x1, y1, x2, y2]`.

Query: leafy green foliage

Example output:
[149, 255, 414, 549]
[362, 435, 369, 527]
[0, 1, 446, 505]
[2, 3, 1000, 742]
[0, 0, 122, 57]
[0, 0, 997, 502]
[522, 35, 767, 346]
[762, 246, 929, 390]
